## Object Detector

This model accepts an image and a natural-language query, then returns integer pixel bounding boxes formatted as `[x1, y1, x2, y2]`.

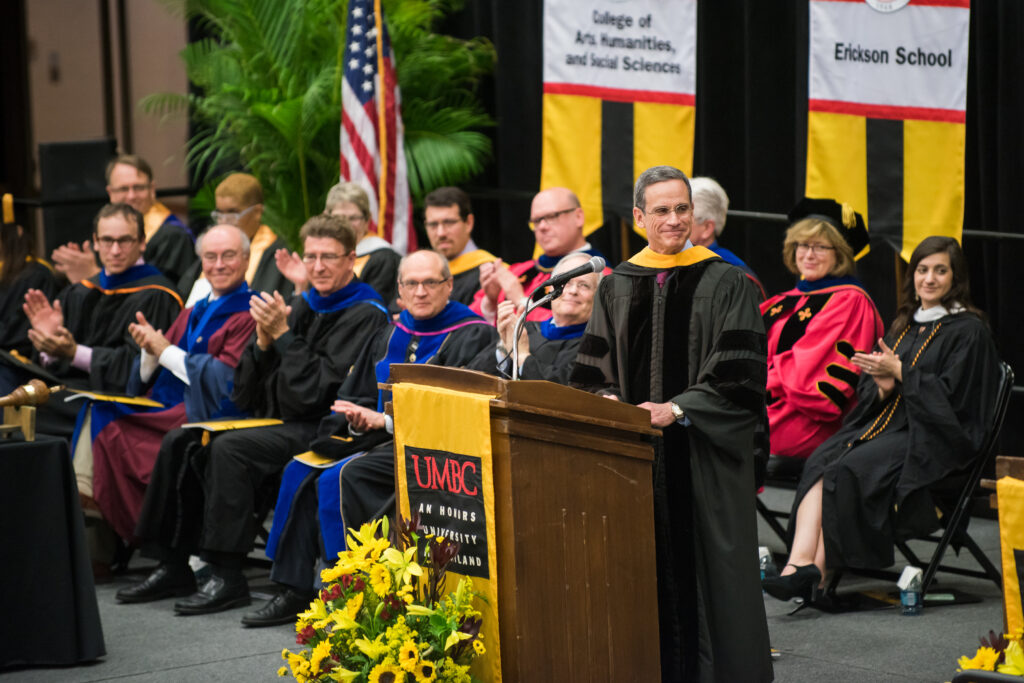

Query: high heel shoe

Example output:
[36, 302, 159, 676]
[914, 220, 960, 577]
[762, 564, 822, 602]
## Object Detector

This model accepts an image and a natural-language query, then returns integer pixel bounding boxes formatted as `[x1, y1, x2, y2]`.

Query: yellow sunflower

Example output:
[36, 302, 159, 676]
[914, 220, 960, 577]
[412, 660, 437, 683]
[398, 639, 419, 672]
[958, 646, 999, 671]
[472, 639, 486, 656]
[367, 661, 405, 683]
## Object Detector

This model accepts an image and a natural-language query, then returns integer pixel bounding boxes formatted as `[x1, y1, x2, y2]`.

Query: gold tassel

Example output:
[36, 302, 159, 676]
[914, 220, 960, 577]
[840, 202, 856, 229]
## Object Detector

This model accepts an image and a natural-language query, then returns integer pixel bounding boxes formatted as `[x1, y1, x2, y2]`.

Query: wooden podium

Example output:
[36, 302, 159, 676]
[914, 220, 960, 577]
[388, 365, 662, 681]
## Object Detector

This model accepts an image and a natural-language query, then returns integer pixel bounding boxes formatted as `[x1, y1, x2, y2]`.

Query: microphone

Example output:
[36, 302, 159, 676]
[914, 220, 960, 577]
[530, 255, 605, 301]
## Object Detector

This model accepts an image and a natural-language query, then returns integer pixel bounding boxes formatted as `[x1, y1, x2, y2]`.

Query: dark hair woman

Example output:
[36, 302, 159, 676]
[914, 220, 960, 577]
[763, 235, 1002, 601]
[0, 217, 58, 357]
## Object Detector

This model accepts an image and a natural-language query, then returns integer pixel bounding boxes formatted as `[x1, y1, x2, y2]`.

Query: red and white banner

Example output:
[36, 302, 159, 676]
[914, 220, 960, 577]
[809, 0, 970, 123]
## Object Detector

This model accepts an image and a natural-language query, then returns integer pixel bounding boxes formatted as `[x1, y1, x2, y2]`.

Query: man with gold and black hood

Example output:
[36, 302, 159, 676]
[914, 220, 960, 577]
[570, 165, 772, 683]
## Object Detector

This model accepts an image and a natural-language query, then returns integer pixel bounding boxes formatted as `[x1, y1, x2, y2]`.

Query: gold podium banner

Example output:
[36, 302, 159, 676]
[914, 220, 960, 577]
[393, 383, 501, 683]
[999, 476, 1024, 634]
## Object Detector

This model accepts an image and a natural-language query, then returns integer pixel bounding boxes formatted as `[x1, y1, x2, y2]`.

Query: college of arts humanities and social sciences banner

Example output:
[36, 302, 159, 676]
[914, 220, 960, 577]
[542, 0, 696, 241]
[392, 383, 502, 682]
[807, 0, 970, 261]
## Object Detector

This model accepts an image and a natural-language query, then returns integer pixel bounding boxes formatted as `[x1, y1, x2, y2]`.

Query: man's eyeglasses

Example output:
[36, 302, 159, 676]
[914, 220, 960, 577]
[529, 207, 576, 228]
[210, 204, 259, 225]
[108, 183, 151, 196]
[399, 278, 450, 290]
[643, 204, 691, 218]
[425, 218, 462, 231]
[95, 235, 139, 249]
[201, 250, 243, 264]
[301, 252, 346, 265]
[795, 243, 836, 254]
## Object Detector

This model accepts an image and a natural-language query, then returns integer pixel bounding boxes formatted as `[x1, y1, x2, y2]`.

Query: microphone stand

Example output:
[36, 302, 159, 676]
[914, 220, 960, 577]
[511, 285, 564, 380]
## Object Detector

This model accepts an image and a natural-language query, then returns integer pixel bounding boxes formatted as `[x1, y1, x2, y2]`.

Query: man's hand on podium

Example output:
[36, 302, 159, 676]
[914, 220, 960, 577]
[638, 401, 676, 428]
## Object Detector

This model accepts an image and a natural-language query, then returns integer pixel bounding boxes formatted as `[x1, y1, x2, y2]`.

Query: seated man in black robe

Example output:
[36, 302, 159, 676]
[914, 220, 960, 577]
[117, 214, 389, 615]
[423, 187, 496, 306]
[50, 154, 196, 288]
[273, 183, 402, 305]
[466, 251, 598, 383]
[1, 203, 183, 437]
[241, 250, 496, 626]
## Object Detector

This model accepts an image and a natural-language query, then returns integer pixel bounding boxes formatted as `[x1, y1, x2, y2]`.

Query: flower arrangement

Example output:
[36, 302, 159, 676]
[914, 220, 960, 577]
[956, 628, 1024, 676]
[279, 513, 486, 683]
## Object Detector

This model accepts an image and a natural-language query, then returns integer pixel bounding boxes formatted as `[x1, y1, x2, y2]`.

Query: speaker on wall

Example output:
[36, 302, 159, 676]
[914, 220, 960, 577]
[38, 137, 117, 255]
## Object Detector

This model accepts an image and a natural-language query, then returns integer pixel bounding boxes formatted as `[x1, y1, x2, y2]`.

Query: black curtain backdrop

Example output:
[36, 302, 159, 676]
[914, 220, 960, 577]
[446, 0, 1024, 452]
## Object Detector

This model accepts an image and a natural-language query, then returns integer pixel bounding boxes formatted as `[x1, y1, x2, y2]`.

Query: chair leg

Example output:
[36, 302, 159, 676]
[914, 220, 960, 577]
[756, 496, 791, 550]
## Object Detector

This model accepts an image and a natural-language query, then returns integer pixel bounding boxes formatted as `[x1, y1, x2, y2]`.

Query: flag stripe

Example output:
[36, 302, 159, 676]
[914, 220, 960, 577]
[339, 0, 415, 253]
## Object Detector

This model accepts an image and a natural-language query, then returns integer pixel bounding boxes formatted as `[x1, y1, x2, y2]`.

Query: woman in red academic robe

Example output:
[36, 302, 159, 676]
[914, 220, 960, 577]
[760, 198, 883, 462]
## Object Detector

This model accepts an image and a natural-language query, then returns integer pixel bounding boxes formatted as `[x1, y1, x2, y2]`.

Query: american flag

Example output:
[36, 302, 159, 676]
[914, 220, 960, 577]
[340, 0, 415, 254]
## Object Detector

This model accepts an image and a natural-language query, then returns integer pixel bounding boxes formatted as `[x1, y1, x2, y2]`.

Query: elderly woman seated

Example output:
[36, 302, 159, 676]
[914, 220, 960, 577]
[466, 251, 600, 383]
[760, 199, 883, 470]
[762, 236, 1002, 601]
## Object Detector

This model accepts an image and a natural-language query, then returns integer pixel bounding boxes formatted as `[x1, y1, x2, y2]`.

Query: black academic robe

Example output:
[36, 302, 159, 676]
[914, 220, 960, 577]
[232, 286, 390, 421]
[0, 260, 59, 357]
[311, 308, 499, 455]
[465, 321, 582, 384]
[448, 247, 496, 306]
[355, 242, 401, 305]
[263, 304, 496, 592]
[145, 215, 196, 287]
[135, 282, 389, 559]
[570, 246, 772, 683]
[792, 311, 1001, 570]
[53, 269, 183, 392]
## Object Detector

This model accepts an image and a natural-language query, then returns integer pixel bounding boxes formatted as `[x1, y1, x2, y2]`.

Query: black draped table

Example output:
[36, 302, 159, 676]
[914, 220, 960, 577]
[0, 433, 105, 668]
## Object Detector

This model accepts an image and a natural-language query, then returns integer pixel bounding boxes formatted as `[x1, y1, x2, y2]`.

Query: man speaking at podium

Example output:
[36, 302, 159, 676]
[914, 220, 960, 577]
[570, 166, 772, 683]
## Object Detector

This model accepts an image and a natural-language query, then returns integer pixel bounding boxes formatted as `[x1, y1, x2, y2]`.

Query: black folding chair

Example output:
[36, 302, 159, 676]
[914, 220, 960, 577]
[825, 361, 1014, 603]
[756, 456, 806, 551]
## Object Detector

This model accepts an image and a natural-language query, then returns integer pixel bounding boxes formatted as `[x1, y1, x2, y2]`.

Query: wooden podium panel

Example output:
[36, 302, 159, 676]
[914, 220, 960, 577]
[389, 365, 661, 682]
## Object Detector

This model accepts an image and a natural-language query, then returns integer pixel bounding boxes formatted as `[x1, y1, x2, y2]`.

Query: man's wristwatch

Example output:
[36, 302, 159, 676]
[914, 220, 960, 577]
[669, 402, 685, 421]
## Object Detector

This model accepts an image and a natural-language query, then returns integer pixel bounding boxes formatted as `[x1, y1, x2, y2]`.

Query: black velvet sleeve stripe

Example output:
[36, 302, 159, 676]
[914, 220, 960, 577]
[835, 340, 856, 360]
[826, 363, 859, 388]
[578, 333, 610, 358]
[568, 364, 607, 387]
[716, 329, 766, 354]
[708, 379, 765, 414]
[817, 380, 848, 410]
[711, 357, 767, 385]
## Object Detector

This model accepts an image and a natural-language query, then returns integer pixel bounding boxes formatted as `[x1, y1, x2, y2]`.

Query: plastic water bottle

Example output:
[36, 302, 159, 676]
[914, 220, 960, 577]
[759, 546, 778, 583]
[898, 565, 923, 615]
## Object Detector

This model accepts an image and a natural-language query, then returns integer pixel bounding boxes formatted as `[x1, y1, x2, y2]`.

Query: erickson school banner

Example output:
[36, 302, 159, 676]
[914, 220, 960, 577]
[393, 383, 501, 682]
[807, 0, 970, 261]
[542, 0, 696, 241]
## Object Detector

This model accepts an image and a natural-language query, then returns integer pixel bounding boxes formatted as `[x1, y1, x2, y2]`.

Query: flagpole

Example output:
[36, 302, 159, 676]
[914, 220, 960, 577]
[373, 0, 388, 239]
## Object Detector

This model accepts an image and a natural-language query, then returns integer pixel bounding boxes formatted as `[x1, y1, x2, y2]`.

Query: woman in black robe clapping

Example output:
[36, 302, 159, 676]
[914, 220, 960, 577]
[762, 235, 1002, 601]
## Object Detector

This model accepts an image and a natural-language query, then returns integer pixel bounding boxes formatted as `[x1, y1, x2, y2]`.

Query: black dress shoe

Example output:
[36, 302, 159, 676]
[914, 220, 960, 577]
[173, 574, 251, 615]
[116, 564, 196, 604]
[762, 564, 822, 602]
[241, 588, 312, 627]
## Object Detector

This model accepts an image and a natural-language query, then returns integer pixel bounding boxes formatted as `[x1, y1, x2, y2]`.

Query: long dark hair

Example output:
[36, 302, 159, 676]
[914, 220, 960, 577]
[0, 222, 34, 289]
[888, 235, 984, 336]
